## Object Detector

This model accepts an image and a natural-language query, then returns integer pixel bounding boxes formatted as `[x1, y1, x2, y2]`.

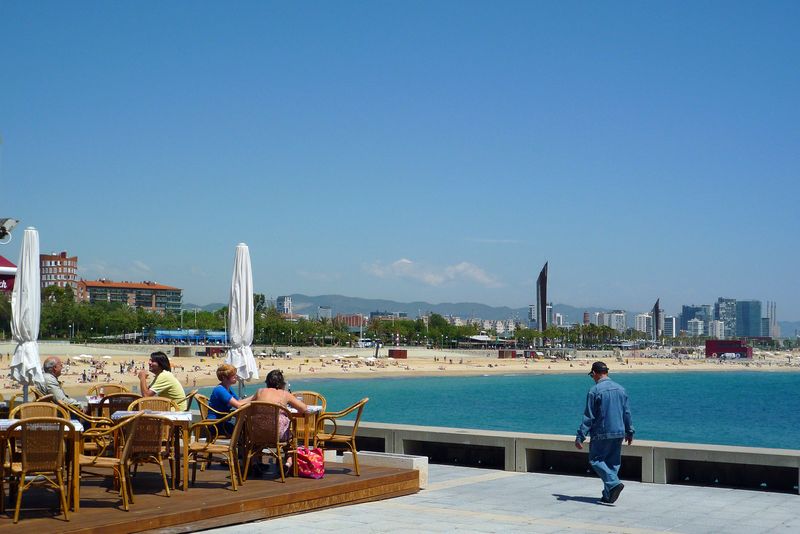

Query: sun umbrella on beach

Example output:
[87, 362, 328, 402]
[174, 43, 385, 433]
[225, 243, 258, 396]
[10, 227, 44, 402]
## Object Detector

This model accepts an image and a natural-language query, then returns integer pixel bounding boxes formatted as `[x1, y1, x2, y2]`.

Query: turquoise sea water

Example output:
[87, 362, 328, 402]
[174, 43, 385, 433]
[209, 372, 800, 450]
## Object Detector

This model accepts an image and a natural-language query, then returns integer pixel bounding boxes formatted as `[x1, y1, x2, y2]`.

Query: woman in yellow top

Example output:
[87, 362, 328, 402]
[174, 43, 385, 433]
[137, 351, 187, 410]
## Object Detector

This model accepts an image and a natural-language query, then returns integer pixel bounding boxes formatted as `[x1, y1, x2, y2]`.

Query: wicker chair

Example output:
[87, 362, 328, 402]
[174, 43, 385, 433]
[240, 402, 294, 483]
[125, 415, 174, 499]
[179, 390, 198, 411]
[57, 400, 115, 456]
[78, 412, 143, 511]
[315, 398, 369, 475]
[8, 393, 24, 412]
[188, 406, 247, 490]
[30, 388, 46, 400]
[128, 397, 180, 412]
[9, 401, 69, 420]
[291, 391, 327, 446]
[193, 393, 228, 419]
[98, 393, 141, 418]
[127, 397, 179, 486]
[87, 384, 130, 396]
[7, 417, 75, 523]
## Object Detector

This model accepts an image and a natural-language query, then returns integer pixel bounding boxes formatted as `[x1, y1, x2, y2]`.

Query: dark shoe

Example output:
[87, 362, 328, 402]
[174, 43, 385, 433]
[600, 494, 611, 503]
[608, 483, 624, 503]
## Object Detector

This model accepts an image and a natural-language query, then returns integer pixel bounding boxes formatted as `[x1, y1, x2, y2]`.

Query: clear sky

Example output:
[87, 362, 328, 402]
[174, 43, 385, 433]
[1, 1, 798, 319]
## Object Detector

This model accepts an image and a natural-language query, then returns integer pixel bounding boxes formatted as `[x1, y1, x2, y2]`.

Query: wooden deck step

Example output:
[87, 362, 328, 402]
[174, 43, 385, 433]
[2, 463, 419, 533]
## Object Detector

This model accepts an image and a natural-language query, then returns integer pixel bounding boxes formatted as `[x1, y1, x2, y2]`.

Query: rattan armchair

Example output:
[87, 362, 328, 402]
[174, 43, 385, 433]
[240, 402, 294, 483]
[193, 393, 229, 419]
[128, 397, 180, 412]
[188, 405, 247, 490]
[315, 398, 369, 475]
[125, 415, 174, 499]
[8, 393, 24, 412]
[8, 417, 75, 523]
[291, 391, 327, 446]
[98, 393, 142, 418]
[179, 389, 198, 411]
[127, 397, 179, 486]
[87, 384, 130, 396]
[9, 401, 69, 420]
[78, 412, 143, 511]
[57, 400, 115, 457]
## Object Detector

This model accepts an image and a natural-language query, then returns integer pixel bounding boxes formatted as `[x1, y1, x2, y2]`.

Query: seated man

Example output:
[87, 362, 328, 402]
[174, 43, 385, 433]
[37, 356, 83, 409]
[137, 351, 187, 410]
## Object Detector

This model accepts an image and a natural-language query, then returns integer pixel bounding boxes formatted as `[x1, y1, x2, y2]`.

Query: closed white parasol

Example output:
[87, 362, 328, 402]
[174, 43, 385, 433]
[10, 227, 44, 401]
[225, 243, 258, 396]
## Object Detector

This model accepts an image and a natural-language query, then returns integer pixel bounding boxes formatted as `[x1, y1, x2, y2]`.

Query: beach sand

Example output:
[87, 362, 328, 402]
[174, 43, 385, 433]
[1, 341, 798, 399]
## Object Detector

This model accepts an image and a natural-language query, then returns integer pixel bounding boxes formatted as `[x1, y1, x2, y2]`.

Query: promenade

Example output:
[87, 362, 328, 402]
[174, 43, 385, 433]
[206, 464, 798, 534]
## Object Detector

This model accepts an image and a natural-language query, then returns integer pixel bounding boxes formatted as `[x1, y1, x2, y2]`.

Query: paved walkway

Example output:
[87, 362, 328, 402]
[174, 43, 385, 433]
[206, 465, 799, 533]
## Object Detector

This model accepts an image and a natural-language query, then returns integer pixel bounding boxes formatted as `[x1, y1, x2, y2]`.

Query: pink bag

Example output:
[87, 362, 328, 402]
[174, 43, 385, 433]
[296, 446, 325, 479]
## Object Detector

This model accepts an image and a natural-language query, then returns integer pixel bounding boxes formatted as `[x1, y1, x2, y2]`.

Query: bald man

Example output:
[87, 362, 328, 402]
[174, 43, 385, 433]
[38, 356, 83, 408]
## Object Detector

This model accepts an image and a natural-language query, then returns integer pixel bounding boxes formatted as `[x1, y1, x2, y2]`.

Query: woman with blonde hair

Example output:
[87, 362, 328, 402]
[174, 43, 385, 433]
[209, 363, 250, 435]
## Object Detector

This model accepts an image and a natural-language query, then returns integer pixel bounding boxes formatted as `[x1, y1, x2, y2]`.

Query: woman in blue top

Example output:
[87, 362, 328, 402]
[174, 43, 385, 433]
[209, 363, 250, 435]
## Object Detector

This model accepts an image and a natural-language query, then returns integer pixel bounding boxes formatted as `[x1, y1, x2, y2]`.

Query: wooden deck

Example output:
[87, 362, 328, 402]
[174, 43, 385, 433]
[1, 461, 419, 533]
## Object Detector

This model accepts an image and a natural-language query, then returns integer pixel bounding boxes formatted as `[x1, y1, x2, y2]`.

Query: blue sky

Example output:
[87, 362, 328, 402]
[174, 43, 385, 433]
[1, 1, 798, 319]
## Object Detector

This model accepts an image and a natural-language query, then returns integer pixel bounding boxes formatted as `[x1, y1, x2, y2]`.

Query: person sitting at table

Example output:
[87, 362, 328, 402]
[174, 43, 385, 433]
[252, 370, 310, 438]
[251, 369, 309, 473]
[137, 351, 187, 410]
[37, 356, 83, 410]
[208, 363, 251, 435]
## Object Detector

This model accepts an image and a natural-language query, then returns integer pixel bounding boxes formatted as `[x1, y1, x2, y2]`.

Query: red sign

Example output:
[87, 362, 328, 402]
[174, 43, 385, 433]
[0, 255, 17, 292]
[0, 274, 14, 292]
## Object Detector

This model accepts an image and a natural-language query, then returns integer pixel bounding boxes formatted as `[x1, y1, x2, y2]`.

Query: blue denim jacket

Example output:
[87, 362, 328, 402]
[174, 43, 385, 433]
[576, 377, 634, 442]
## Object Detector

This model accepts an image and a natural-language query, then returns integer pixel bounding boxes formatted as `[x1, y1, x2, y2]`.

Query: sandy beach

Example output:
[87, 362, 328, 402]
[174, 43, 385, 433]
[1, 341, 798, 399]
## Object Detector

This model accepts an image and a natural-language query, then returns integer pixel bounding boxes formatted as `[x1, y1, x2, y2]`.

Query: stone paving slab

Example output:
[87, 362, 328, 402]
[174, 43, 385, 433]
[205, 465, 799, 533]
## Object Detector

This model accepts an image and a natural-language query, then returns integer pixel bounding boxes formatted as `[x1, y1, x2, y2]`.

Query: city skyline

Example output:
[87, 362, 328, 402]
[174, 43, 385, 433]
[2, 3, 798, 319]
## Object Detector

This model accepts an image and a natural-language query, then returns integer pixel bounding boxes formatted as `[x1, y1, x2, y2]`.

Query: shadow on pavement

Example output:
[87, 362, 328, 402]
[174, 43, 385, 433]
[552, 493, 604, 505]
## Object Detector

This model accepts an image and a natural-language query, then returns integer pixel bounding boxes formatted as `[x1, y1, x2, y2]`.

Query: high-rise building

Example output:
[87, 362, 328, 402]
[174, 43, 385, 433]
[40, 251, 79, 292]
[583, 312, 590, 325]
[663, 316, 677, 338]
[765, 301, 779, 338]
[535, 262, 548, 332]
[318, 305, 332, 321]
[735, 300, 761, 337]
[715, 298, 737, 339]
[708, 320, 725, 339]
[679, 305, 704, 332]
[688, 318, 704, 337]
[609, 310, 626, 333]
[652, 299, 663, 340]
[635, 313, 651, 335]
[276, 296, 293, 315]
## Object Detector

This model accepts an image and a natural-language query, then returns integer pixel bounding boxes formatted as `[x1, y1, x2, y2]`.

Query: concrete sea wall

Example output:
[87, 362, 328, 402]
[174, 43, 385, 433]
[340, 421, 800, 494]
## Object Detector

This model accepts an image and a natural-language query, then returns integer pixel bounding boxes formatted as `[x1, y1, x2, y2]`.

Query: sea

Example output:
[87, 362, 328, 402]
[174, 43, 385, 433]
[206, 371, 800, 450]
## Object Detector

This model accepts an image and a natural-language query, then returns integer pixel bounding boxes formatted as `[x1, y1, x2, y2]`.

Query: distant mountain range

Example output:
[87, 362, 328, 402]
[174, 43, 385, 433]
[185, 294, 800, 338]
[187, 294, 623, 326]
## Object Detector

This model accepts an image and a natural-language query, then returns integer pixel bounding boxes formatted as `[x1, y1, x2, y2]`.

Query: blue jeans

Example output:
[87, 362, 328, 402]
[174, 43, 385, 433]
[589, 437, 623, 498]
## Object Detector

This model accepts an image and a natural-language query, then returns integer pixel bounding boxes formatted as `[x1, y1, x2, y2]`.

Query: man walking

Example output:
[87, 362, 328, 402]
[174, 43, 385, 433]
[575, 361, 634, 504]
